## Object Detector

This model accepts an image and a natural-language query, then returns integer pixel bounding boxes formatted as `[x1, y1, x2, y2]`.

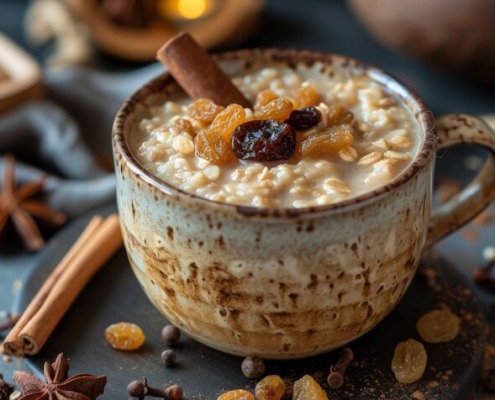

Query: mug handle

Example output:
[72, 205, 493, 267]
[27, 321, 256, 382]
[424, 114, 495, 251]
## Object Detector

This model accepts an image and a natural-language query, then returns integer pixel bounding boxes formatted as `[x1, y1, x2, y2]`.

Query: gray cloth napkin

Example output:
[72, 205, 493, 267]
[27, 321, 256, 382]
[0, 63, 163, 218]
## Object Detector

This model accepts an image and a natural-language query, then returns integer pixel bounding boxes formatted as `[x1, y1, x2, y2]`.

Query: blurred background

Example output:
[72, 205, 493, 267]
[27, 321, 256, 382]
[1, 0, 495, 115]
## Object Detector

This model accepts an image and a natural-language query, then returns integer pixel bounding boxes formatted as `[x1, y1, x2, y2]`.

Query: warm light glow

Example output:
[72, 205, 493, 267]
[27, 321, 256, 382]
[178, 0, 207, 19]
[158, 0, 217, 21]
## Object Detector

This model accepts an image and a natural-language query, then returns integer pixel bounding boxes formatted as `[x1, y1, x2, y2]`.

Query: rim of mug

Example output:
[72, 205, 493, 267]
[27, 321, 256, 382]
[113, 48, 436, 219]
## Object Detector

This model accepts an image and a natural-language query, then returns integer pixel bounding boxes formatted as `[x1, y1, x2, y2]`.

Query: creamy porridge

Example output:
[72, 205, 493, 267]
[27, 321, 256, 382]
[132, 62, 417, 208]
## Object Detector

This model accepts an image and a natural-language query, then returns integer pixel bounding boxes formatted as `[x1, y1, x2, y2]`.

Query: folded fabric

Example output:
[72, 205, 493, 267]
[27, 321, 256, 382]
[0, 63, 163, 218]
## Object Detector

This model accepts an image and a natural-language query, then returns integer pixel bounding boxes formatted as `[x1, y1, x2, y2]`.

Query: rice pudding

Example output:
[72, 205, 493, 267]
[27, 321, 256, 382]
[132, 62, 417, 208]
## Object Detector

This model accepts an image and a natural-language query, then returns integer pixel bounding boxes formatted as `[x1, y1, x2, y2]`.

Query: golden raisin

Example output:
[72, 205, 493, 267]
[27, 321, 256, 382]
[105, 322, 145, 351]
[298, 128, 353, 159]
[254, 98, 293, 121]
[217, 389, 255, 400]
[210, 104, 246, 143]
[391, 339, 427, 384]
[254, 89, 278, 110]
[187, 98, 224, 123]
[169, 117, 195, 136]
[416, 309, 460, 343]
[327, 105, 354, 126]
[292, 84, 319, 109]
[255, 375, 285, 400]
[194, 130, 233, 165]
[293, 375, 328, 400]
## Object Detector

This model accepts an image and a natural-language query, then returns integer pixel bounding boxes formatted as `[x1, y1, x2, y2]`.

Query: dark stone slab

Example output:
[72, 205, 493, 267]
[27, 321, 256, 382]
[17, 204, 484, 399]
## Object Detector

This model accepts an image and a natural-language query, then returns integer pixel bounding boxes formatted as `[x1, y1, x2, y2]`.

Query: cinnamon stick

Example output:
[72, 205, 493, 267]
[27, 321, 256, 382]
[156, 31, 251, 108]
[3, 216, 103, 356]
[2, 214, 122, 356]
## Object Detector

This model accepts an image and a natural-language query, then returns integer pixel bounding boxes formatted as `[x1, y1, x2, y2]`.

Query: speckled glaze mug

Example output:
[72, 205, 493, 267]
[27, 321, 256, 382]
[112, 49, 495, 359]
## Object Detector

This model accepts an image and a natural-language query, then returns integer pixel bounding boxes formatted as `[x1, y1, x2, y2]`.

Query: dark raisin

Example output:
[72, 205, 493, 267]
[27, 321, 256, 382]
[231, 120, 296, 162]
[328, 105, 354, 125]
[285, 107, 322, 130]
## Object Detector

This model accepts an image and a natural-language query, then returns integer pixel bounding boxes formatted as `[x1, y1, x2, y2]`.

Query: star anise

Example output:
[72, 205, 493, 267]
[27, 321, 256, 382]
[14, 353, 107, 400]
[0, 373, 14, 400]
[0, 154, 66, 251]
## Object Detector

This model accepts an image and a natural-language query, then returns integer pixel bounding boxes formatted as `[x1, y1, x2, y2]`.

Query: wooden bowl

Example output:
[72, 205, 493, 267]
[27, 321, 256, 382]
[66, 0, 264, 62]
[347, 0, 495, 83]
[0, 33, 43, 115]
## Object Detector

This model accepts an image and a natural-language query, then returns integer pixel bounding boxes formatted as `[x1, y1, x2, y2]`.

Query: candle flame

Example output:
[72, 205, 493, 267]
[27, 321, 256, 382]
[158, 0, 215, 21]
[178, 0, 207, 19]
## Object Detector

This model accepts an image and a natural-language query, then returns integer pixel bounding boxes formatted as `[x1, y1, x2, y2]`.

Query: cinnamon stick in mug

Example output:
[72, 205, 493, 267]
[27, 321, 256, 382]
[156, 31, 251, 108]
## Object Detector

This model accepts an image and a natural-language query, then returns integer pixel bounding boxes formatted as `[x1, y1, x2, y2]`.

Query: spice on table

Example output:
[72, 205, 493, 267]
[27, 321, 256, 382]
[127, 378, 183, 400]
[0, 373, 14, 399]
[0, 154, 66, 251]
[165, 385, 184, 400]
[327, 347, 354, 389]
[161, 349, 177, 367]
[161, 324, 180, 345]
[13, 353, 107, 400]
[241, 356, 265, 379]
[3, 214, 123, 357]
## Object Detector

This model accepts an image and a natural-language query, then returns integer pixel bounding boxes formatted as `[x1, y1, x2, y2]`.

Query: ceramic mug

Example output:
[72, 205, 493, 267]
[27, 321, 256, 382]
[112, 49, 495, 359]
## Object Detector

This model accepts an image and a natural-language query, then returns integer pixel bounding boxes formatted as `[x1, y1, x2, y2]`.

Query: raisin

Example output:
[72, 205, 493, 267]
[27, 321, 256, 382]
[285, 107, 322, 130]
[327, 105, 354, 126]
[169, 118, 195, 136]
[187, 98, 224, 123]
[231, 120, 296, 162]
[210, 104, 246, 143]
[292, 375, 328, 400]
[217, 389, 255, 400]
[195, 130, 233, 165]
[391, 339, 427, 384]
[292, 84, 319, 109]
[298, 127, 353, 159]
[254, 89, 278, 110]
[255, 375, 285, 400]
[416, 309, 460, 343]
[105, 322, 145, 351]
[254, 98, 293, 121]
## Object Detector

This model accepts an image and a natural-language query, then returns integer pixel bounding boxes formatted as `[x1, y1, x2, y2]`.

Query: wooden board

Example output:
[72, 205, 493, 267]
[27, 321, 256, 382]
[18, 204, 485, 399]
[0, 33, 43, 115]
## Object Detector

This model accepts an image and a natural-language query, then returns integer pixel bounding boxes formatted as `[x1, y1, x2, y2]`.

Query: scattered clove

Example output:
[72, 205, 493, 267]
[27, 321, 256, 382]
[327, 347, 354, 389]
[127, 378, 183, 400]
[0, 373, 14, 399]
[165, 385, 184, 400]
